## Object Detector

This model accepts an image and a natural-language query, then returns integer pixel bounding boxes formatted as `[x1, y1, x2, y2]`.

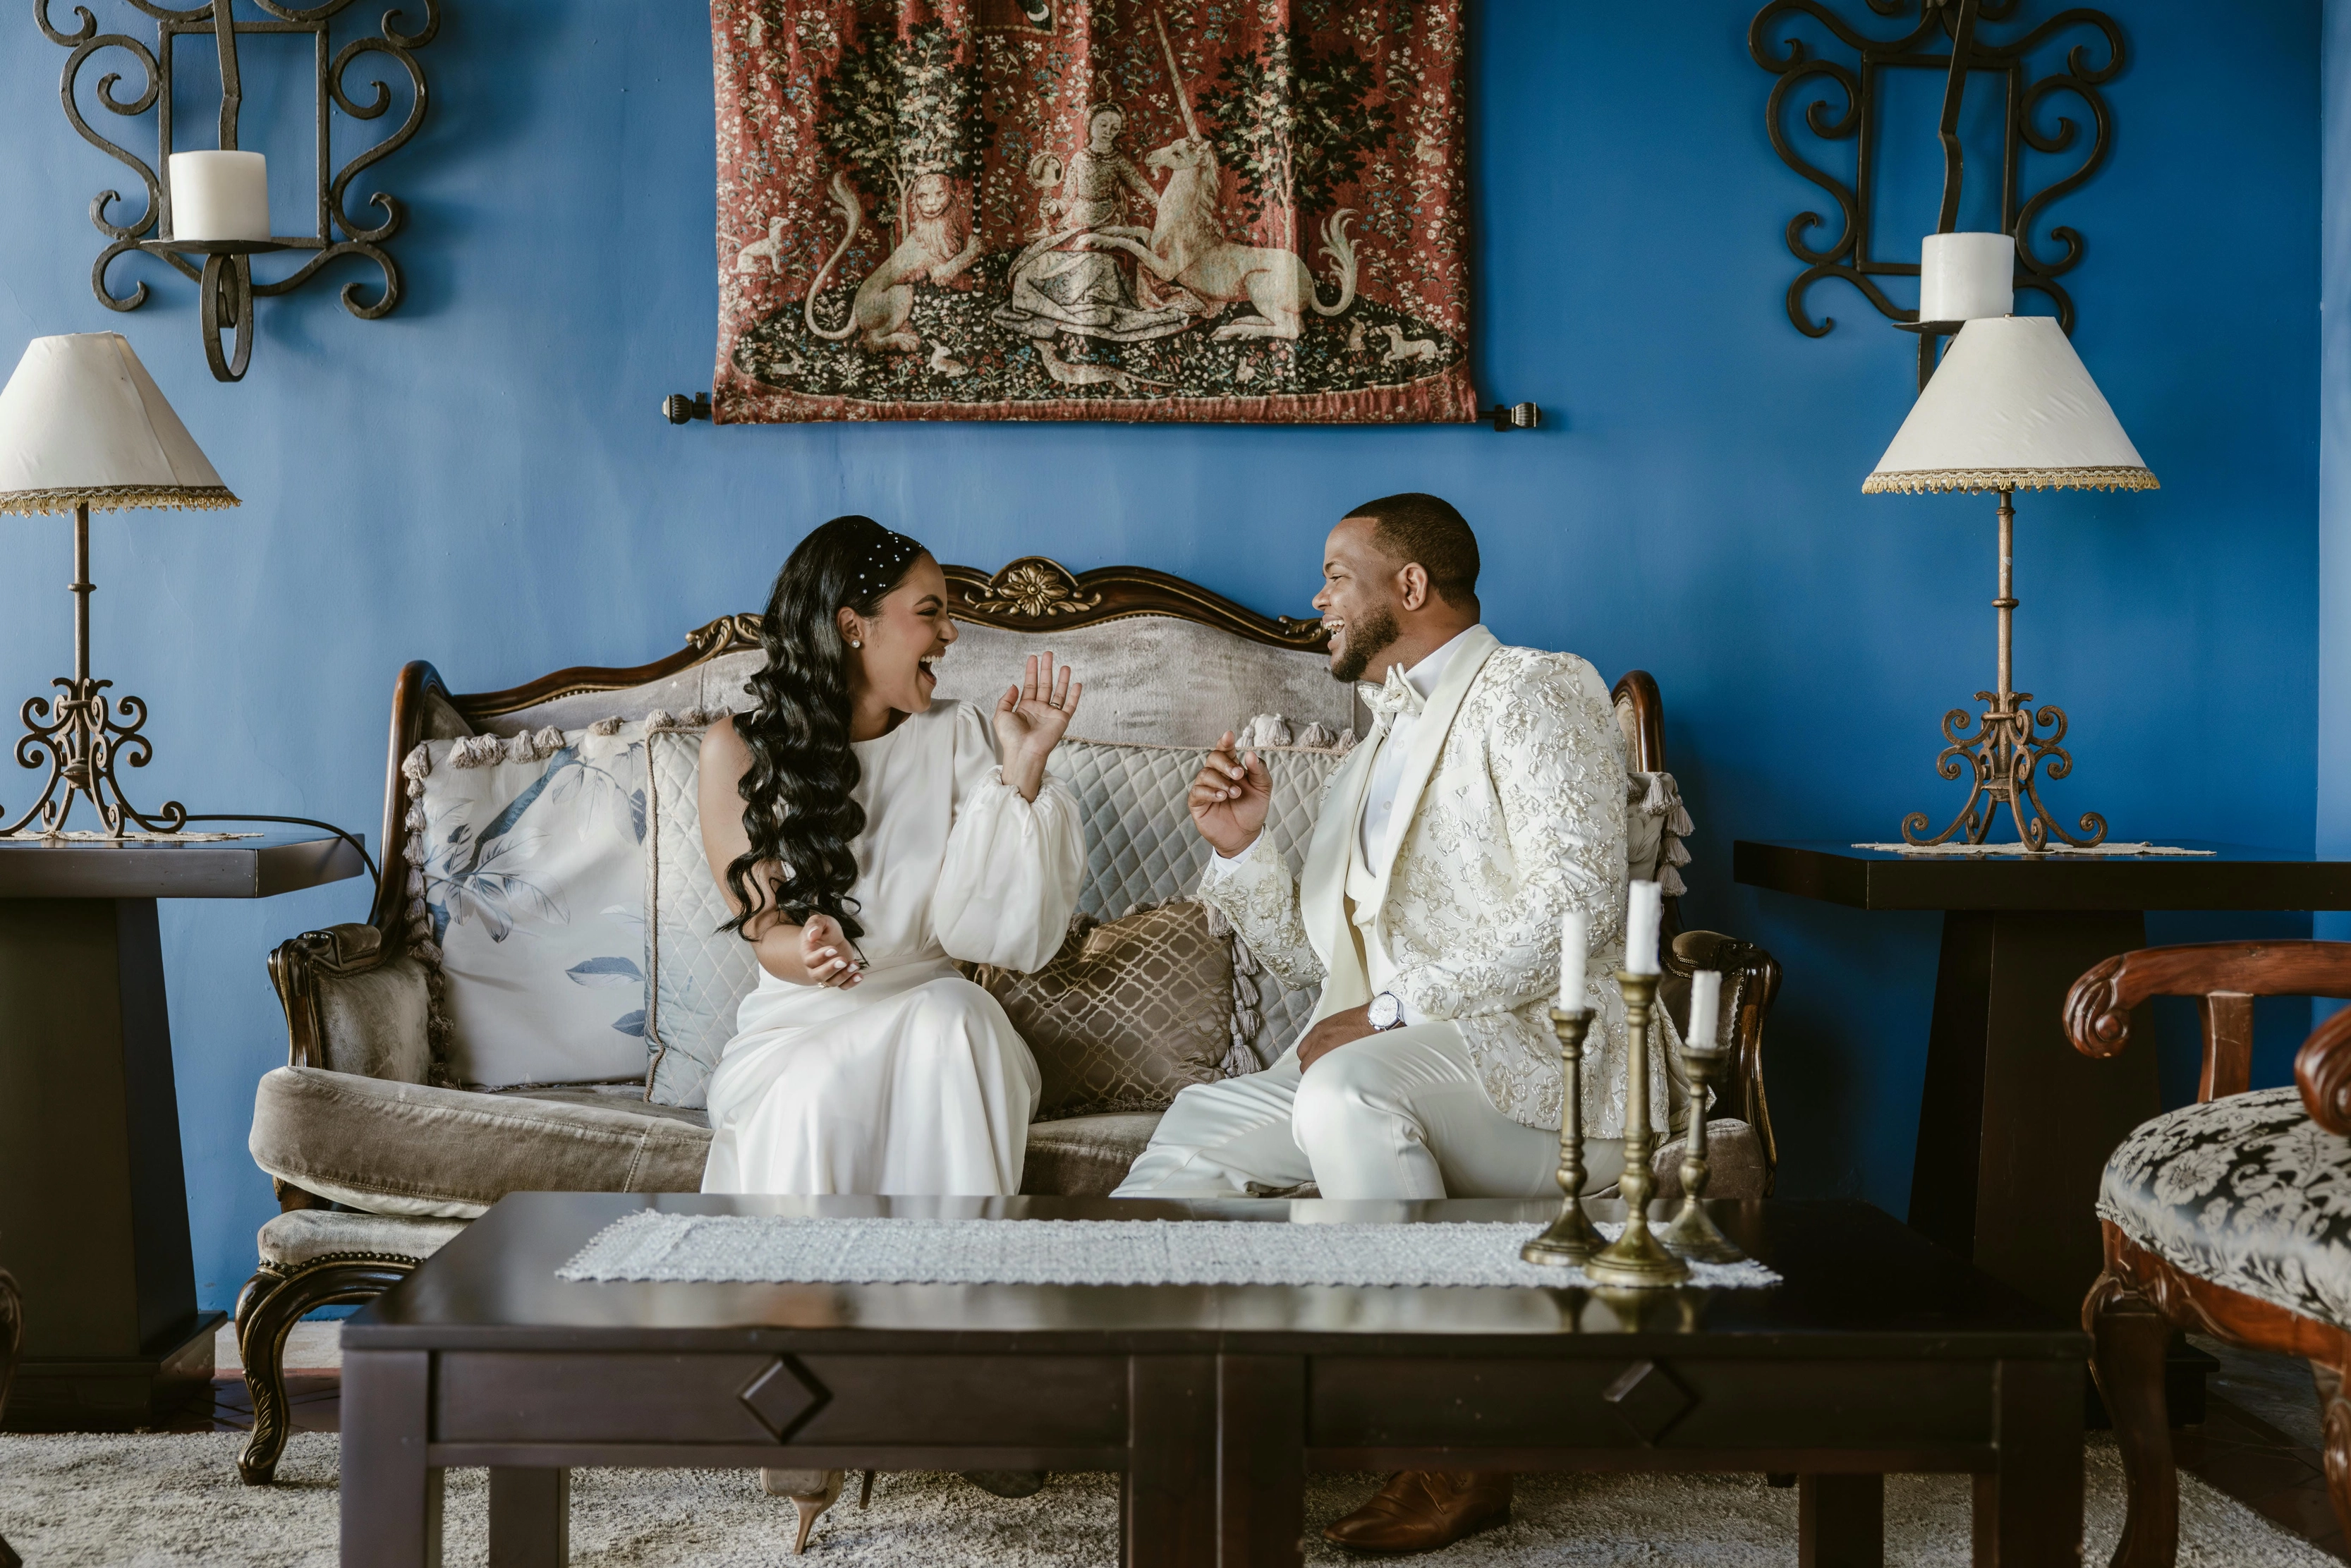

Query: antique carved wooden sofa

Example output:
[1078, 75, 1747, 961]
[233, 558, 1783, 1485]
[2069, 940, 2351, 1566]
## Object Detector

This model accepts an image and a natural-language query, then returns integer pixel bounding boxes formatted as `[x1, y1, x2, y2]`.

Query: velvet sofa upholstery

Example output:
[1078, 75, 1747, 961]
[231, 559, 1785, 1488]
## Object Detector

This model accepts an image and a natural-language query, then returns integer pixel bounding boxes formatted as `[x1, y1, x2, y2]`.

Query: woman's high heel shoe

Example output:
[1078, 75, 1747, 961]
[760, 1467, 846, 1554]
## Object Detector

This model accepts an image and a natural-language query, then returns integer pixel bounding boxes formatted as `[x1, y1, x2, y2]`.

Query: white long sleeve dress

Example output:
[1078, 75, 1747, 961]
[700, 702, 1085, 1196]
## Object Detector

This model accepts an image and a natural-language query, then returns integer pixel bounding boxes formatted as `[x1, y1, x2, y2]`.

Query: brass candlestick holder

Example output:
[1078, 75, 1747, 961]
[1584, 970, 1690, 1289]
[1658, 1042, 1747, 1265]
[1521, 1006, 1604, 1265]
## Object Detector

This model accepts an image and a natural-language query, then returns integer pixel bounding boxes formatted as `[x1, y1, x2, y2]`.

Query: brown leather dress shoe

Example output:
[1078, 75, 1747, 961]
[1321, 1469, 1512, 1554]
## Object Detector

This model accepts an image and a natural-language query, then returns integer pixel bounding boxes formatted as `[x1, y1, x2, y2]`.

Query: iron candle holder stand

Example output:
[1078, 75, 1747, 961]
[1584, 970, 1691, 1289]
[3, 502, 186, 837]
[1521, 1006, 1604, 1266]
[1658, 1043, 1747, 1265]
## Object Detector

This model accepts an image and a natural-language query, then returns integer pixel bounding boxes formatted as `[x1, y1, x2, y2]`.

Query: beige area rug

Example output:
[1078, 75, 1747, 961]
[0, 1432, 2334, 1567]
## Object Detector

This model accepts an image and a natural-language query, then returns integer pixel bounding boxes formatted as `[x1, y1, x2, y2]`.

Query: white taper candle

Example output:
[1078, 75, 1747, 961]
[1557, 908, 1588, 1009]
[1626, 879, 1661, 975]
[1689, 968, 1722, 1051]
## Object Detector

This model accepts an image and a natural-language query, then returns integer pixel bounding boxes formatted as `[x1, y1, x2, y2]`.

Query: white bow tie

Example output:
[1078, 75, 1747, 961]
[1361, 664, 1426, 722]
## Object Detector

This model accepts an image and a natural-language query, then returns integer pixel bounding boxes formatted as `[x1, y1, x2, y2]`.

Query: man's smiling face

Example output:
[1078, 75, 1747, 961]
[1312, 516, 1404, 686]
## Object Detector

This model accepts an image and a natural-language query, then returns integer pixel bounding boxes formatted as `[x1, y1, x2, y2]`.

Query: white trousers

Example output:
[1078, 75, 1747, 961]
[1111, 1021, 1627, 1201]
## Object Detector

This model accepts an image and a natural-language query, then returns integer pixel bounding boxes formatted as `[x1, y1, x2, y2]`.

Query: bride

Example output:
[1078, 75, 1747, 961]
[697, 515, 1087, 1198]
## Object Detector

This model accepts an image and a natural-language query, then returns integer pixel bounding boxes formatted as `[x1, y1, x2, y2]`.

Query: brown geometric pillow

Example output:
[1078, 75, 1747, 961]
[958, 899, 1234, 1119]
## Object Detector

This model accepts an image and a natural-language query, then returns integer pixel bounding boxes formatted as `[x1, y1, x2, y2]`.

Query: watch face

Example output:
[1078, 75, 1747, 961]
[1370, 994, 1401, 1029]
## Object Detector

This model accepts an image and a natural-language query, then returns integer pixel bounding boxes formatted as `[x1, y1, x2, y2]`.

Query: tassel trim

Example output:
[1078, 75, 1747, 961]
[0, 483, 240, 515]
[1232, 712, 1353, 755]
[1862, 466, 2156, 495]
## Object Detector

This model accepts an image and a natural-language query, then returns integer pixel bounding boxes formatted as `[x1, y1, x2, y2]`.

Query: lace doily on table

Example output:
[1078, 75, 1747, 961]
[1851, 841, 2212, 858]
[0, 831, 260, 843]
[557, 1213, 1783, 1292]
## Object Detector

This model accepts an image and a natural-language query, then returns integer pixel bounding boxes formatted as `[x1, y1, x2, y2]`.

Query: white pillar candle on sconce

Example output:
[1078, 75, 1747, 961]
[1557, 908, 1588, 1009]
[1688, 969, 1722, 1052]
[1919, 231, 2015, 323]
[1625, 880, 1662, 976]
[168, 151, 269, 243]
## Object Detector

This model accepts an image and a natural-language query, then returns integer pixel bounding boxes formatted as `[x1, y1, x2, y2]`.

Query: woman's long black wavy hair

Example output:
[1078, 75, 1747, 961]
[721, 515, 927, 943]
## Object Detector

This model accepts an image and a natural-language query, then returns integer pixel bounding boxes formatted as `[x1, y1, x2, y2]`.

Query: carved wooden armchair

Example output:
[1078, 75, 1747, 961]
[2066, 940, 2351, 1567]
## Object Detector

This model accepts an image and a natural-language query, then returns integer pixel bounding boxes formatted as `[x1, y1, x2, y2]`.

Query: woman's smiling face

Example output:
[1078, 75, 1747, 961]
[842, 552, 957, 715]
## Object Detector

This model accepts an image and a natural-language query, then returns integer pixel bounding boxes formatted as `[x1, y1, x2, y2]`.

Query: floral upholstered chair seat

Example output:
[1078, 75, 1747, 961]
[2098, 1085, 2351, 1328]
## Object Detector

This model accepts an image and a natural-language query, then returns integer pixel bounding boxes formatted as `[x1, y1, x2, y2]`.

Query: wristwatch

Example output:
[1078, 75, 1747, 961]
[1367, 992, 1406, 1031]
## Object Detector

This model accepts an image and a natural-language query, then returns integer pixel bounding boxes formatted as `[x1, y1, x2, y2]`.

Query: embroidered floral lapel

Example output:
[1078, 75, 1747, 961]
[1296, 722, 1381, 991]
[1371, 625, 1500, 893]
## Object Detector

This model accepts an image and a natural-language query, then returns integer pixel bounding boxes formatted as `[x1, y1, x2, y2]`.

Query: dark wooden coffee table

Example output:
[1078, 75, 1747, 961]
[342, 1193, 2085, 1567]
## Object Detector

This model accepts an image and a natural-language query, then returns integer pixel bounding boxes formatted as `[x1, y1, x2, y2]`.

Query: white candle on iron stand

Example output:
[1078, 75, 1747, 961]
[1688, 968, 1722, 1052]
[169, 151, 270, 243]
[1625, 879, 1662, 976]
[1918, 231, 2015, 322]
[1557, 908, 1588, 1010]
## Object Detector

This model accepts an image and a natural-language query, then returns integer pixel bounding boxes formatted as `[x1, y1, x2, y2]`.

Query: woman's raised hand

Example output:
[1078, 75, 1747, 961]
[797, 913, 862, 990]
[995, 651, 1083, 801]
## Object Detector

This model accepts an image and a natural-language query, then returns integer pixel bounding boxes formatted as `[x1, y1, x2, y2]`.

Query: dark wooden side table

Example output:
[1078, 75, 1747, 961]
[346, 1193, 2084, 1568]
[0, 832, 363, 1428]
[1734, 840, 2351, 1325]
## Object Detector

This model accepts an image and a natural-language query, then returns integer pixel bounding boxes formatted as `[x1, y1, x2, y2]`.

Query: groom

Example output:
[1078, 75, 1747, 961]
[1112, 492, 1660, 1553]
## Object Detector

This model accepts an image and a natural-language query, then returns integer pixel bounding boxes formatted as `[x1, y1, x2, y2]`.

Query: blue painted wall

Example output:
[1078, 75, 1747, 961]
[0, 1, 2321, 1311]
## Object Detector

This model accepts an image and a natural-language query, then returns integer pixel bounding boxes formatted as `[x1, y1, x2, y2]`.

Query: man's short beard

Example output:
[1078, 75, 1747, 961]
[1329, 604, 1401, 685]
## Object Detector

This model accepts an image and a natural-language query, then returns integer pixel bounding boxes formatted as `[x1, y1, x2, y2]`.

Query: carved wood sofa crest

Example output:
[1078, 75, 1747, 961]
[232, 557, 1783, 1485]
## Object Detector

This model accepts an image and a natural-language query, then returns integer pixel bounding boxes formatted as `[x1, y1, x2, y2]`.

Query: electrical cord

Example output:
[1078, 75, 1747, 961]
[181, 814, 379, 887]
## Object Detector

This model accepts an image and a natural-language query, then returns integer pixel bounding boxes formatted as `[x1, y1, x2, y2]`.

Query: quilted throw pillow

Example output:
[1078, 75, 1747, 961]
[643, 724, 761, 1108]
[1047, 734, 1346, 1070]
[400, 722, 650, 1088]
[959, 900, 1235, 1119]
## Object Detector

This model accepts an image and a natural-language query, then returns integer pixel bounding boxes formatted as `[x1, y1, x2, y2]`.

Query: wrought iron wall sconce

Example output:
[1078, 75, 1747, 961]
[37, 0, 437, 382]
[1749, 0, 2122, 387]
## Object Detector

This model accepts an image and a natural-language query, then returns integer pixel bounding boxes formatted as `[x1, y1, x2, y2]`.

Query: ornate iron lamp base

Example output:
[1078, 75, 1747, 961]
[1900, 489, 2107, 853]
[1584, 971, 1691, 1289]
[1658, 1046, 1748, 1265]
[1900, 689, 2107, 851]
[1522, 1007, 1605, 1266]
[4, 503, 184, 838]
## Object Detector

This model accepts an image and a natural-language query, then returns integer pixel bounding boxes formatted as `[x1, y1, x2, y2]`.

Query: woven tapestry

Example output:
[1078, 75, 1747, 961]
[709, 0, 1472, 424]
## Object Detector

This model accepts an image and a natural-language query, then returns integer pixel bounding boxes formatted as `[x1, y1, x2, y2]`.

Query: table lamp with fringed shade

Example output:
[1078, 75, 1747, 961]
[0, 332, 238, 836]
[1865, 314, 2156, 851]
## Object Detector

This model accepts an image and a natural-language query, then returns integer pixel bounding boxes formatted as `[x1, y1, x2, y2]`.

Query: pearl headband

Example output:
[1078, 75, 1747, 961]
[852, 528, 922, 597]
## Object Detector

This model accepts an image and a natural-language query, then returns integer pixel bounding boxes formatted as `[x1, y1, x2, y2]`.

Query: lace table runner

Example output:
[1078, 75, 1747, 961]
[1851, 841, 2212, 858]
[557, 1213, 1784, 1291]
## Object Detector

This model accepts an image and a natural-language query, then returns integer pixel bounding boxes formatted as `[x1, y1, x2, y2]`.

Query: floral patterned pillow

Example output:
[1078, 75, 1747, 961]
[401, 722, 649, 1088]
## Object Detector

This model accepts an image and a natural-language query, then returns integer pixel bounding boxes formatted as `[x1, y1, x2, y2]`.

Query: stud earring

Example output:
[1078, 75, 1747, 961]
[848, 638, 862, 649]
